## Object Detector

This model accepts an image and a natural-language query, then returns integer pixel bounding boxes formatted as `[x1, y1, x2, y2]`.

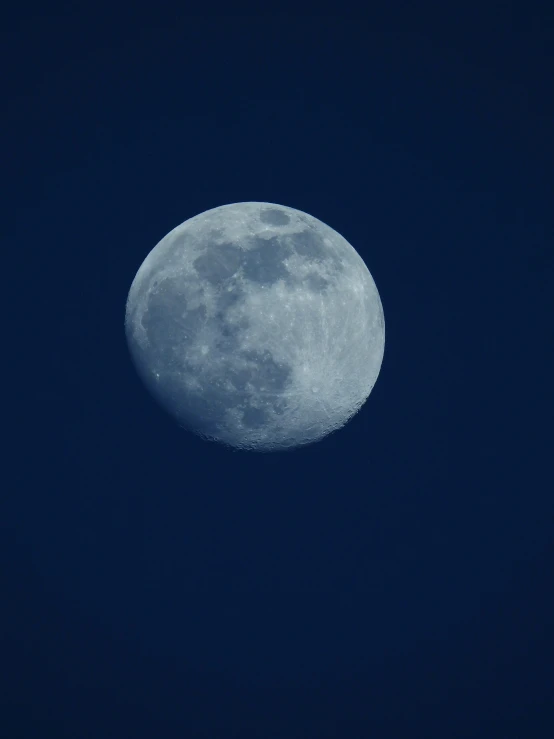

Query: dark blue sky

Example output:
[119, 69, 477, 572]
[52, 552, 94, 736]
[5, 6, 554, 737]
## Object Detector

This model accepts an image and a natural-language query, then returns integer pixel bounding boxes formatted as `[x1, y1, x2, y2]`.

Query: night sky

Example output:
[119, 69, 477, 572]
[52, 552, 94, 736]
[5, 6, 554, 738]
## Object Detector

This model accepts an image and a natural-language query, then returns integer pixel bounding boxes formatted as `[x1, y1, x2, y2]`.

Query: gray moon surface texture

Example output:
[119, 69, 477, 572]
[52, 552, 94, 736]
[125, 202, 385, 451]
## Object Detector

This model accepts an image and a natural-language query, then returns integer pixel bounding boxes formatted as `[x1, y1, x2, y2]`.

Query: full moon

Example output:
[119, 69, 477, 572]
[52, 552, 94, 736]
[125, 202, 385, 451]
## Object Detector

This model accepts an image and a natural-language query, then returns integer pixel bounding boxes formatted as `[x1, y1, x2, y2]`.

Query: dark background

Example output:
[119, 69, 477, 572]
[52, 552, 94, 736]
[4, 5, 554, 737]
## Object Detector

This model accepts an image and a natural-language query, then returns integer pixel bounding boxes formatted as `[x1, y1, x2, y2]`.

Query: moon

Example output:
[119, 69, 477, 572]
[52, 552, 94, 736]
[125, 202, 385, 451]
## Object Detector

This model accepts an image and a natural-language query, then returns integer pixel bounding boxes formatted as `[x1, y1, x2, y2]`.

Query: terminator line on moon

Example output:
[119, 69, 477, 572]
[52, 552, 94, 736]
[125, 202, 385, 451]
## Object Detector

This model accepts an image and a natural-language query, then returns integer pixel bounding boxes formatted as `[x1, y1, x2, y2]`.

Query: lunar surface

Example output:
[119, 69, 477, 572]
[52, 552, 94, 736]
[125, 202, 385, 451]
